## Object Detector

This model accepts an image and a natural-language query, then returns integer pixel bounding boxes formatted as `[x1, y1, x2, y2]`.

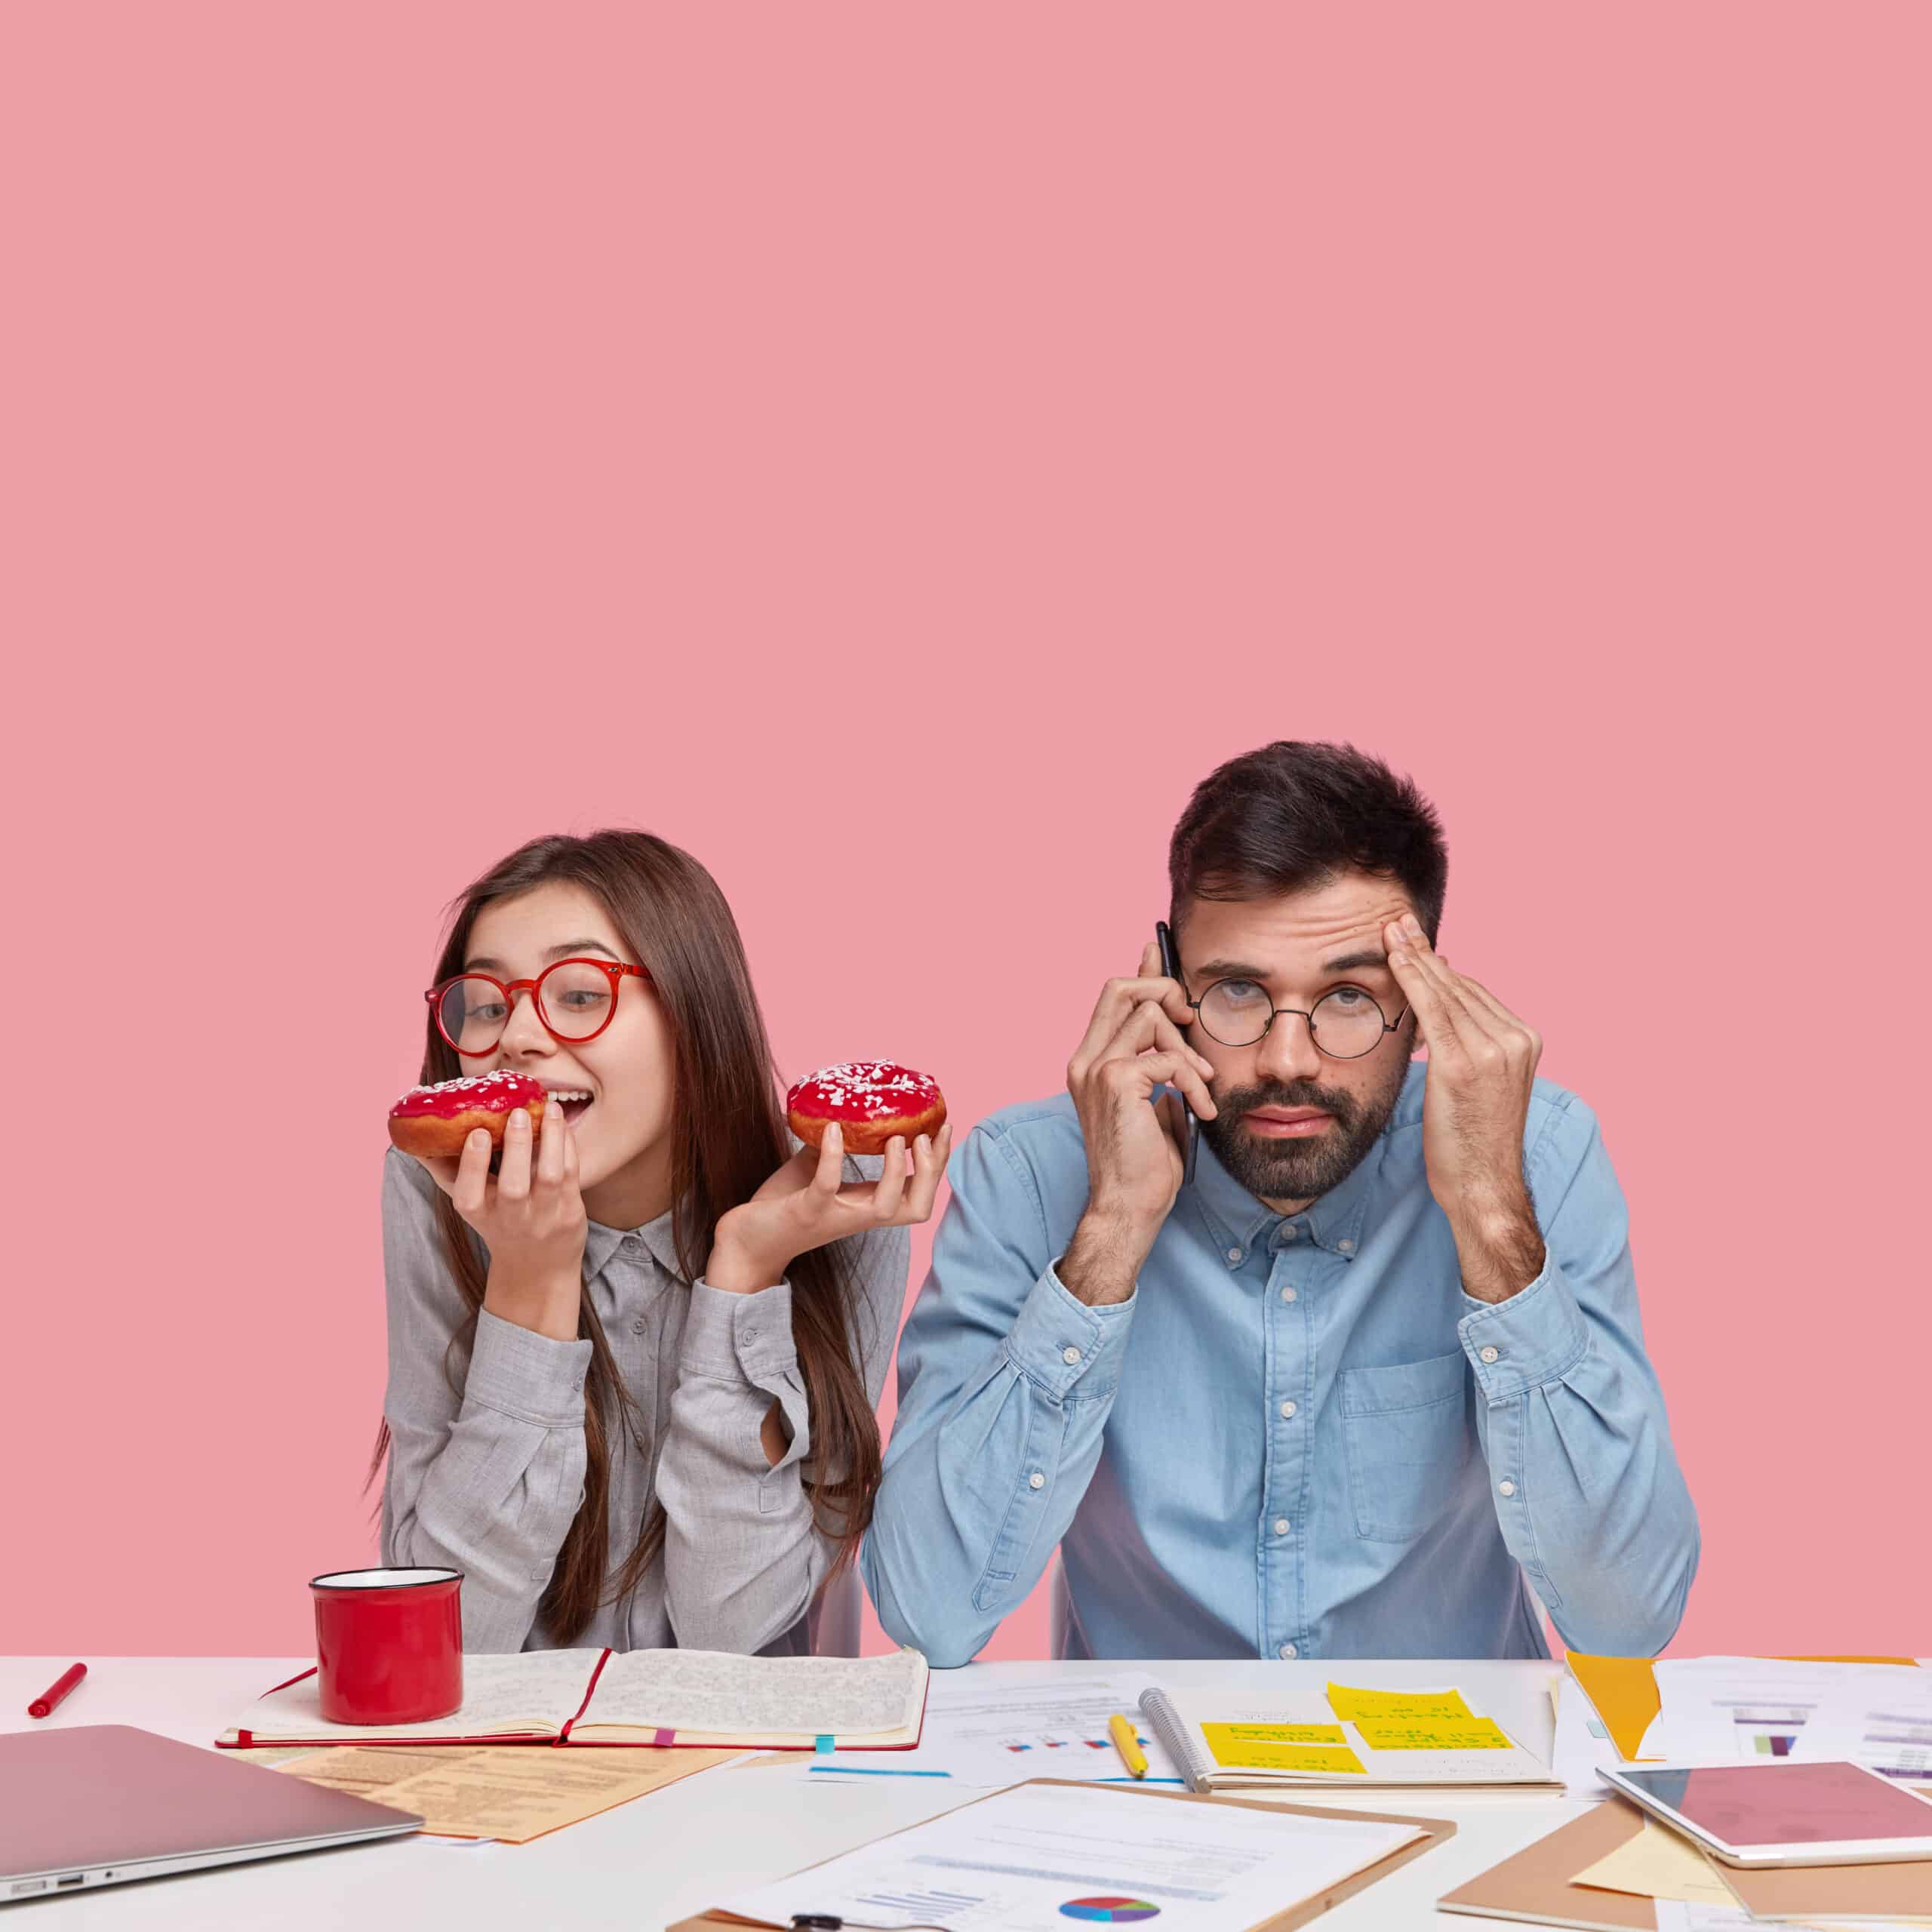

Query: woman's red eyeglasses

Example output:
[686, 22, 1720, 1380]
[426, 958, 649, 1056]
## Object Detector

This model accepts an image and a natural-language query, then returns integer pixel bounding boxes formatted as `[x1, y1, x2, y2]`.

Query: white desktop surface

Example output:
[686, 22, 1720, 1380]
[3, 1654, 1588, 1930]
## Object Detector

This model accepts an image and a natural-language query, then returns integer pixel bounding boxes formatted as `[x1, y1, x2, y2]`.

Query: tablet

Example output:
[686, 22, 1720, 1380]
[1600, 1760, 1932, 1867]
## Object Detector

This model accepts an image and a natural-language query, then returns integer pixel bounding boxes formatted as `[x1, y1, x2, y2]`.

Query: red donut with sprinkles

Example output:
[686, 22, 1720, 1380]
[786, 1061, 946, 1158]
[388, 1070, 549, 1161]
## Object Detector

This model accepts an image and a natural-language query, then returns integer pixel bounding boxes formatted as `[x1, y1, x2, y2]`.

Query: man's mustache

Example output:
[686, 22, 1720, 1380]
[1215, 1080, 1358, 1130]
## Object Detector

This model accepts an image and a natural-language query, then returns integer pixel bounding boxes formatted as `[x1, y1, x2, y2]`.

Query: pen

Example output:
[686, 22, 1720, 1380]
[1106, 1712, 1149, 1780]
[28, 1663, 87, 1720]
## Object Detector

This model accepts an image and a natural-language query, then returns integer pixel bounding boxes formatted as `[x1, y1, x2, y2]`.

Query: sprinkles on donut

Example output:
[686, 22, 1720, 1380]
[786, 1061, 946, 1158]
[389, 1069, 549, 1161]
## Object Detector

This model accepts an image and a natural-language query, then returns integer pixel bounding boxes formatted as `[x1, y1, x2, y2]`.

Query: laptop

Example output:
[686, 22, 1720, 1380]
[2, 1725, 421, 1902]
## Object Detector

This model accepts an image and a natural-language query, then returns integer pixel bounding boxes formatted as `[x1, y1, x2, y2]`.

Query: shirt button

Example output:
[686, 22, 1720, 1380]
[1280, 1285, 1297, 1303]
[1226, 1247, 1243, 1263]
[1061, 1346, 1081, 1365]
[631, 1318, 646, 1335]
[1337, 1239, 1355, 1254]
[743, 1328, 760, 1344]
[1278, 1642, 1298, 1660]
[1281, 1225, 1300, 1242]
[1279, 1400, 1297, 1420]
[1498, 1480, 1516, 1497]
[571, 1376, 584, 1393]
[1029, 1472, 1046, 1490]
[1479, 1346, 1500, 1364]
[1273, 1518, 1291, 1537]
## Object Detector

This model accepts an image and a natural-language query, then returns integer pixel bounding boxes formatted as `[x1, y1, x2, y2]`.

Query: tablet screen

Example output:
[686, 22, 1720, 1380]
[1620, 1762, 1932, 1846]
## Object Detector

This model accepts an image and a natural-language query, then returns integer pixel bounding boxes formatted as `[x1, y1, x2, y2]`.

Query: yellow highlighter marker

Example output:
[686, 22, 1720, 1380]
[1107, 1712, 1149, 1779]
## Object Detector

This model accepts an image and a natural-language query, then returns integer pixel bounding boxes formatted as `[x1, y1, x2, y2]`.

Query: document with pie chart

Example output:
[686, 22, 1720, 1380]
[715, 1779, 1424, 1931]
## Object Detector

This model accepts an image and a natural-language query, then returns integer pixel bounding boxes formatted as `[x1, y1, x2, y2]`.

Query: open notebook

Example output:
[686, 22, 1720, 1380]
[217, 1644, 928, 1752]
[1140, 1681, 1561, 1792]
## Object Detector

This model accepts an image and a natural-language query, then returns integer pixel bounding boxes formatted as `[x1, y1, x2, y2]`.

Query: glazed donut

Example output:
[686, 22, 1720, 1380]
[786, 1062, 946, 1158]
[389, 1070, 549, 1161]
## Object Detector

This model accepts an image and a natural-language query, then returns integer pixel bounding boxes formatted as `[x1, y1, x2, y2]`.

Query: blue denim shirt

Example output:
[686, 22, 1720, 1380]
[862, 1062, 1697, 1666]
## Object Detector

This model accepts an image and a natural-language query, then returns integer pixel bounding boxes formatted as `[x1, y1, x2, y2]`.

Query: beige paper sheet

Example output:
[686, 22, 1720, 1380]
[268, 1743, 737, 1842]
[1574, 1815, 1738, 1906]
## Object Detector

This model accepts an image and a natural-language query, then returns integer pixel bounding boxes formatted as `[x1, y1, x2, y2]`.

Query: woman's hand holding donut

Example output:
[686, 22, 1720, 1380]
[414, 1103, 587, 1341]
[704, 1121, 953, 1294]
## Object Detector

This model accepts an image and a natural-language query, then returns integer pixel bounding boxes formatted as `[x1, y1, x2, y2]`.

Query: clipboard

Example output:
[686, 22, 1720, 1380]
[667, 1777, 1457, 1932]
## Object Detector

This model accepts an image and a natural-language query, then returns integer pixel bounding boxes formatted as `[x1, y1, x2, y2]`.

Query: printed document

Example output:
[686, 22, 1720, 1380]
[718, 1780, 1420, 1931]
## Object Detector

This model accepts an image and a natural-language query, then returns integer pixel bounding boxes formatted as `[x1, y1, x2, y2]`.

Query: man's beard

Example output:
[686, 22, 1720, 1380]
[1197, 1058, 1409, 1207]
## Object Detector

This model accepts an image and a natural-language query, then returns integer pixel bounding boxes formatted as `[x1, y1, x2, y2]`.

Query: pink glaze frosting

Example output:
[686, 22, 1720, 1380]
[786, 1061, 942, 1124]
[390, 1070, 546, 1119]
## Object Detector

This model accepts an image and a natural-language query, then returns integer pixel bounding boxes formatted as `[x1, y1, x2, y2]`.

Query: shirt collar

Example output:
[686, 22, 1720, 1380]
[584, 1204, 690, 1283]
[1184, 1108, 1386, 1266]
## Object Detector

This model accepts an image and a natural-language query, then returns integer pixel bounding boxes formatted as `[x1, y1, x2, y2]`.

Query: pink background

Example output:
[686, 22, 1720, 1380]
[5, 7, 1925, 1660]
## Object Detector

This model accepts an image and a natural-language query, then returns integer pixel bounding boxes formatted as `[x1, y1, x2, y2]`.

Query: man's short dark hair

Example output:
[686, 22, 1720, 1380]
[1168, 740, 1448, 943]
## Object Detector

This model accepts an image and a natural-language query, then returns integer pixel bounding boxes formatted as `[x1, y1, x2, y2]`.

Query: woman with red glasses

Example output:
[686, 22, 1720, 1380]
[371, 829, 949, 1656]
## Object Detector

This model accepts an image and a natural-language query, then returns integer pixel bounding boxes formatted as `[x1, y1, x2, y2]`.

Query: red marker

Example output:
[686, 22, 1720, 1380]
[27, 1663, 86, 1719]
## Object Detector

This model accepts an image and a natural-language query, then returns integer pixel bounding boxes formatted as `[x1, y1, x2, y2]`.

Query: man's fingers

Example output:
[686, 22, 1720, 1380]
[1454, 975, 1543, 1061]
[1091, 1002, 1218, 1116]
[1072, 971, 1197, 1073]
[1386, 943, 1459, 1055]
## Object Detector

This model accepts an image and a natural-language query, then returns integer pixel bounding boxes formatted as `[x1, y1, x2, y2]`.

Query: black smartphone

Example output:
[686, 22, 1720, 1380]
[1155, 919, 1200, 1185]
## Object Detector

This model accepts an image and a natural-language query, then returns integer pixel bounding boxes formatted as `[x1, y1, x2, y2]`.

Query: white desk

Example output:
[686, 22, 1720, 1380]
[2, 1656, 1578, 1930]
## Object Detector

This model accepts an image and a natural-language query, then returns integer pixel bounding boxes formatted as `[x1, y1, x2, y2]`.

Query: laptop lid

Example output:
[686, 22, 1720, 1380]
[2, 1725, 420, 1901]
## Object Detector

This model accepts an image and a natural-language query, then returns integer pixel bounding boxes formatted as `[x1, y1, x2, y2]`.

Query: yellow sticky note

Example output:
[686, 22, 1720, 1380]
[1353, 1715, 1512, 1752]
[1201, 1724, 1366, 1775]
[1325, 1682, 1473, 1722]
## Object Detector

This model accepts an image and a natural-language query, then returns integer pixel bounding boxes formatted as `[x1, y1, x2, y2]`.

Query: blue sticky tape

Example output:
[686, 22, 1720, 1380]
[814, 1734, 835, 1755]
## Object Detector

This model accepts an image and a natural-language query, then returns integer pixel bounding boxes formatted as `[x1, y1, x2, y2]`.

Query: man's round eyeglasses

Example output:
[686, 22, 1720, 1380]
[1186, 978, 1408, 1059]
[426, 959, 649, 1056]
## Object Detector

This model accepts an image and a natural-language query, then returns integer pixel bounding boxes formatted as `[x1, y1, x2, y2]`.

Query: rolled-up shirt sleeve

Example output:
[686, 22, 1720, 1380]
[1457, 1097, 1700, 1657]
[377, 1149, 591, 1654]
[656, 1159, 909, 1657]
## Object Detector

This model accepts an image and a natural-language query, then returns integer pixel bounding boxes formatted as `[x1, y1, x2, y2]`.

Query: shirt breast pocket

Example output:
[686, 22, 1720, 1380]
[1340, 1351, 1471, 1543]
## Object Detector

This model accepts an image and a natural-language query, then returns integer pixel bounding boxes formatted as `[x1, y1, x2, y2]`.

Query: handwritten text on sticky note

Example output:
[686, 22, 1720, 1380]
[1352, 1715, 1512, 1752]
[1325, 1684, 1474, 1722]
[1201, 1724, 1366, 1775]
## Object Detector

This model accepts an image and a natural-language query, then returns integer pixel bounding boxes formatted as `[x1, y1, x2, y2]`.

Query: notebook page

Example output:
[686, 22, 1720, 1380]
[578, 1645, 925, 1738]
[223, 1648, 601, 1743]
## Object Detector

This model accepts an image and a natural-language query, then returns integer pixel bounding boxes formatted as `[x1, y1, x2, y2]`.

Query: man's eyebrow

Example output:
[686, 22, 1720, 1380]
[1319, 949, 1392, 975]
[1192, 950, 1391, 981]
[463, 938, 622, 973]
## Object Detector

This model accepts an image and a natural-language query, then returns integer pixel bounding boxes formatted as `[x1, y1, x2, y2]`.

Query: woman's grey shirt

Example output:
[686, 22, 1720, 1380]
[378, 1146, 907, 1655]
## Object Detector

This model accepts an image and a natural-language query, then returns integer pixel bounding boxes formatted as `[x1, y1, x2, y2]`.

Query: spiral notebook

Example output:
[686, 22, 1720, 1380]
[1138, 1681, 1562, 1793]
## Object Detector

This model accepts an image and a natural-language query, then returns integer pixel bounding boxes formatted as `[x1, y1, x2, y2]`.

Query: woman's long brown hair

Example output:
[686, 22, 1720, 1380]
[369, 830, 883, 1645]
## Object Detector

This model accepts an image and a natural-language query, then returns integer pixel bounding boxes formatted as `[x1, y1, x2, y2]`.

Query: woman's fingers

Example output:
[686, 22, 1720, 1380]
[871, 1136, 909, 1220]
[903, 1123, 953, 1221]
[811, 1121, 846, 1195]
[452, 1128, 494, 1217]
[497, 1106, 535, 1201]
[537, 1095, 565, 1188]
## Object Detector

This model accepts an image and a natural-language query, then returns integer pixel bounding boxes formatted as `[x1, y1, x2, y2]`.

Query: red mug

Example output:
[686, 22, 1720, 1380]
[311, 1566, 463, 1726]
